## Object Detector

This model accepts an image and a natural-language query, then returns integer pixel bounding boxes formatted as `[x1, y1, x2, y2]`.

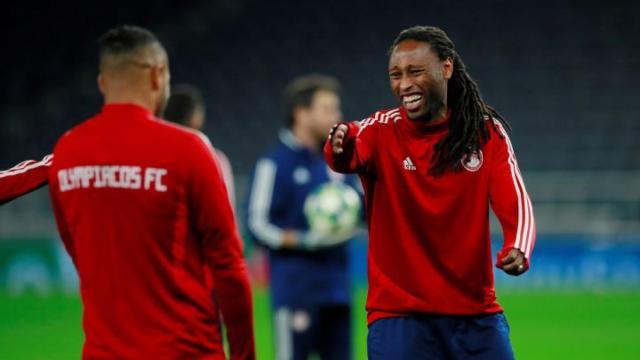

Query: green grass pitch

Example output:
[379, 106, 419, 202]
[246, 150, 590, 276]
[0, 289, 639, 359]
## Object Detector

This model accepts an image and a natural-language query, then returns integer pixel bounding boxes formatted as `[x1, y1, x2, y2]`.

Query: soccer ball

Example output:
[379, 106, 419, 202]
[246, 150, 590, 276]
[303, 181, 362, 239]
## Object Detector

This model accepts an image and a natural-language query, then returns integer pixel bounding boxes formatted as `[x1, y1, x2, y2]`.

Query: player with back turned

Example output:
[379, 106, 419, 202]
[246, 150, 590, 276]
[48, 25, 254, 359]
[325, 26, 536, 359]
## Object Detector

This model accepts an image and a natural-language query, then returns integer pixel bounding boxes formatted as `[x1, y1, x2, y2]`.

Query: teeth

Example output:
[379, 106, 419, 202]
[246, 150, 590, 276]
[403, 95, 422, 103]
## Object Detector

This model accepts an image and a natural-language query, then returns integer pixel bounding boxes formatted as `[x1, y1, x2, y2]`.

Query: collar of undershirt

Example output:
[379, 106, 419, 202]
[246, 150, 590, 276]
[279, 129, 303, 150]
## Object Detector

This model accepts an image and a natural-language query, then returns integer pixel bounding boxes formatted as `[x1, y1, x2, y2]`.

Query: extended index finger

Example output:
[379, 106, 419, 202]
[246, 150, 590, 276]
[331, 125, 348, 153]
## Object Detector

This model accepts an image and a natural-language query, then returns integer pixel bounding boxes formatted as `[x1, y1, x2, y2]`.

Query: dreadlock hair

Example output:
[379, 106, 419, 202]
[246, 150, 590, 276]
[390, 25, 510, 175]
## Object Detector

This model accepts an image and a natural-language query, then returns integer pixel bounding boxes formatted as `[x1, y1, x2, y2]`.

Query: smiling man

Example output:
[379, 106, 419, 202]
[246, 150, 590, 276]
[325, 26, 535, 359]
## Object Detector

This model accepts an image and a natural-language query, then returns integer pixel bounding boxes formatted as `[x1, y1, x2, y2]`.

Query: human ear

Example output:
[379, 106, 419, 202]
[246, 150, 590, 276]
[97, 74, 106, 96]
[442, 57, 454, 80]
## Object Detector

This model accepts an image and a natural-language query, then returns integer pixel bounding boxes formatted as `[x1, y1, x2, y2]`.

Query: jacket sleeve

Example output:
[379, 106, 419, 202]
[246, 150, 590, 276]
[187, 134, 255, 360]
[246, 157, 288, 249]
[0, 154, 52, 205]
[323, 120, 376, 174]
[489, 121, 536, 270]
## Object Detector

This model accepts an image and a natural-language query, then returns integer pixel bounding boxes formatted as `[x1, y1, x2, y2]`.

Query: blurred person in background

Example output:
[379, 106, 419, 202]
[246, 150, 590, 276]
[164, 84, 236, 208]
[326, 25, 536, 359]
[48, 25, 254, 359]
[245, 74, 361, 360]
[0, 154, 52, 205]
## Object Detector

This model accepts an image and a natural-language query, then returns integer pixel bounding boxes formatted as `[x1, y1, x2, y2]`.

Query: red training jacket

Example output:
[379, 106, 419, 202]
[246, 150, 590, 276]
[0, 154, 52, 205]
[49, 103, 255, 359]
[324, 107, 536, 325]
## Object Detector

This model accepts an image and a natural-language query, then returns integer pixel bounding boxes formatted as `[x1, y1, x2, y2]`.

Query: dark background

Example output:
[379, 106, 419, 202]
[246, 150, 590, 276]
[1, 0, 638, 175]
[0, 5, 639, 358]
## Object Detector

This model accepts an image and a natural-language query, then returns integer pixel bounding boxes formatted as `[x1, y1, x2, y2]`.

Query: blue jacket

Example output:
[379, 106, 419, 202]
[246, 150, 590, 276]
[245, 130, 361, 307]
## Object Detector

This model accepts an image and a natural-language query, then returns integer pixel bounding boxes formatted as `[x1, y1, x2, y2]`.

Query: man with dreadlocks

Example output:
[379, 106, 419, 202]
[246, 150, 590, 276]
[324, 25, 535, 359]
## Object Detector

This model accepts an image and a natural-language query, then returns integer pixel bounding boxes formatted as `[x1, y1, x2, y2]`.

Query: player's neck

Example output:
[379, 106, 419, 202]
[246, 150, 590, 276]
[414, 106, 449, 125]
[103, 92, 155, 114]
[291, 125, 320, 151]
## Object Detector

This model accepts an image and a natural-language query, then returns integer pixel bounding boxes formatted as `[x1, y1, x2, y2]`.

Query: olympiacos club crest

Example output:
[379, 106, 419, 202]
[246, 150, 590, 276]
[461, 150, 483, 172]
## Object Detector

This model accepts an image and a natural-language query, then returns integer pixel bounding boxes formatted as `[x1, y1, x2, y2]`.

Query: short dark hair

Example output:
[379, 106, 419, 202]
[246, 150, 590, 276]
[282, 74, 340, 128]
[98, 25, 161, 69]
[164, 84, 204, 125]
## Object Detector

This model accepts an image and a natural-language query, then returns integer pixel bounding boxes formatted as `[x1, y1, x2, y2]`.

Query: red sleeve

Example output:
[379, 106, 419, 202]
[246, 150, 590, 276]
[0, 154, 52, 205]
[48, 156, 76, 262]
[489, 121, 536, 270]
[323, 120, 376, 174]
[187, 135, 255, 360]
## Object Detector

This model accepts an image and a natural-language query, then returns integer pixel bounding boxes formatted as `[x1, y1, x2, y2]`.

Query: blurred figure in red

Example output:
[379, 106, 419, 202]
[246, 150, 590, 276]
[164, 84, 236, 208]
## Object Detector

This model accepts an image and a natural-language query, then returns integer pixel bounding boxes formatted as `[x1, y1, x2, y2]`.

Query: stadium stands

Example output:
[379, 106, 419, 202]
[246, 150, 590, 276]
[0, 0, 638, 235]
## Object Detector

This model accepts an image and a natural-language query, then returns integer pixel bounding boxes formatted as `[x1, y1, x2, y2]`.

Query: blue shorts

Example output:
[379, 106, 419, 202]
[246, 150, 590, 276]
[367, 313, 515, 360]
[274, 304, 351, 360]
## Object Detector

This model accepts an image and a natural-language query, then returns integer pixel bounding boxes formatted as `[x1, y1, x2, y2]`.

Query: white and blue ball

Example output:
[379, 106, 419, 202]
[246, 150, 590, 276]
[303, 181, 361, 238]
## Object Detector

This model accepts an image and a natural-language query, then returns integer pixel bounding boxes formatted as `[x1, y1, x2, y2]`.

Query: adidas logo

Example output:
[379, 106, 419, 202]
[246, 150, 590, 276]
[403, 157, 417, 171]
